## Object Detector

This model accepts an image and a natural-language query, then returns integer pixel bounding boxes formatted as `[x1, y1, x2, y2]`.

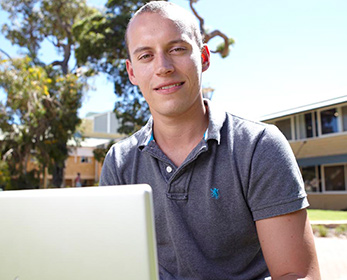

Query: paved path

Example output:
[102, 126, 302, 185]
[311, 220, 347, 226]
[314, 237, 347, 279]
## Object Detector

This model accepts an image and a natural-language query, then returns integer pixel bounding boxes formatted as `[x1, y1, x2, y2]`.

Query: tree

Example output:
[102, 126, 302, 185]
[73, 0, 234, 134]
[73, 0, 151, 135]
[0, 160, 11, 190]
[0, 0, 93, 188]
[1, 0, 95, 73]
[93, 139, 116, 164]
[188, 0, 235, 58]
[0, 56, 83, 189]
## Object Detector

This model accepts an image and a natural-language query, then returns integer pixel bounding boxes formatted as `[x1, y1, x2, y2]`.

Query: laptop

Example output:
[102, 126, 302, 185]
[0, 184, 159, 280]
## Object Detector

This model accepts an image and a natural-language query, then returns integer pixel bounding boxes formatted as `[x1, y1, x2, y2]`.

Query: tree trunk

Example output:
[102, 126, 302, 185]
[52, 162, 65, 188]
[43, 166, 48, 189]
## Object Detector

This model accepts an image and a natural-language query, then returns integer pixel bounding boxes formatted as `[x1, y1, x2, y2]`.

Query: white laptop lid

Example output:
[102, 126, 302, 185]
[0, 184, 159, 280]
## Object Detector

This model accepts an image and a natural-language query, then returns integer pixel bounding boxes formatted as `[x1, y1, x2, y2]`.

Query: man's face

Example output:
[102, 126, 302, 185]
[126, 12, 210, 119]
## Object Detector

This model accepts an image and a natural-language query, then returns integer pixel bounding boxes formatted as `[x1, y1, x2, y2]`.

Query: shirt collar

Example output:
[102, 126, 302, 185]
[138, 99, 226, 149]
[138, 117, 154, 149]
[204, 99, 226, 145]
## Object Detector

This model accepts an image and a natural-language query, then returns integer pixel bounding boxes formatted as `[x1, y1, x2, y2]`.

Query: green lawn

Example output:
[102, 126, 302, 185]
[307, 209, 347, 221]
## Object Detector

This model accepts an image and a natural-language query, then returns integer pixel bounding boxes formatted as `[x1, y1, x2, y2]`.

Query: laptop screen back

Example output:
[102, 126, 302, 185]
[0, 185, 159, 280]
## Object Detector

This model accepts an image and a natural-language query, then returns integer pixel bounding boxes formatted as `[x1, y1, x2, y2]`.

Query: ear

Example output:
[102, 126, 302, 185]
[201, 45, 210, 72]
[126, 59, 138, 85]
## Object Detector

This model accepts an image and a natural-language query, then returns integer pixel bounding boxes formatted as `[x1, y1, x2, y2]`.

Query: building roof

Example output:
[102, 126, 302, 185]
[67, 137, 113, 148]
[260, 95, 347, 121]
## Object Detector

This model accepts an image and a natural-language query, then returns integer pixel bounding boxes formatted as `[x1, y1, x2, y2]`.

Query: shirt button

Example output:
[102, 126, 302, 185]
[166, 166, 173, 173]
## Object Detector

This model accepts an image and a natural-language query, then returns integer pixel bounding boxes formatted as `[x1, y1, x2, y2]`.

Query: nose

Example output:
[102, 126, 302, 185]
[155, 53, 174, 76]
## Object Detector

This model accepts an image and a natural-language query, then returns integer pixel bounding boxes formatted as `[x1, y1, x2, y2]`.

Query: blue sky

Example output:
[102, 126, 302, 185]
[1, 0, 347, 120]
[171, 0, 347, 120]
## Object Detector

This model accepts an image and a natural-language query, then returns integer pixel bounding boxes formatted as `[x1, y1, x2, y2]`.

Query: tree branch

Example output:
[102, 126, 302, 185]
[205, 30, 230, 57]
[0, 48, 13, 61]
[189, 0, 205, 37]
[188, 0, 232, 58]
[51, 60, 63, 67]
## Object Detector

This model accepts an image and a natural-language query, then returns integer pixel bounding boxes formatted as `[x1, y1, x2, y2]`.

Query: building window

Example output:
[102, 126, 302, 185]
[324, 165, 346, 191]
[342, 105, 347, 132]
[274, 118, 292, 140]
[301, 166, 319, 192]
[296, 113, 315, 139]
[81, 156, 90, 163]
[320, 108, 338, 135]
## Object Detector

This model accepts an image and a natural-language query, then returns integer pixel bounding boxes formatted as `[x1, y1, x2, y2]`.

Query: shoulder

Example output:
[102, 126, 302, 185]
[107, 125, 149, 159]
[224, 112, 285, 147]
[206, 100, 279, 145]
[100, 124, 150, 185]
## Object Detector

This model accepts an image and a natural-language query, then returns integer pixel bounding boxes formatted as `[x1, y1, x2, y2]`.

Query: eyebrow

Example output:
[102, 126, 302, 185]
[132, 39, 190, 56]
[132, 46, 152, 56]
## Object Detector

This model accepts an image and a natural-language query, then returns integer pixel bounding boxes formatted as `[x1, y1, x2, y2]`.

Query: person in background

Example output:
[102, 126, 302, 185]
[100, 2, 321, 279]
[75, 172, 82, 187]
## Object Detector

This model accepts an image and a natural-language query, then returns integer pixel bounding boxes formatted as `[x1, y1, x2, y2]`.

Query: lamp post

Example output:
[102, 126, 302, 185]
[202, 87, 215, 100]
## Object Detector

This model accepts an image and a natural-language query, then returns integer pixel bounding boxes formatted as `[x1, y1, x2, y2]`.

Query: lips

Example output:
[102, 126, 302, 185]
[154, 82, 184, 91]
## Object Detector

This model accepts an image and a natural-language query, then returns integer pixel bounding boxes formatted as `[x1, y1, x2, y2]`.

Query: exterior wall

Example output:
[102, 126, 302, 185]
[65, 156, 96, 187]
[290, 133, 347, 159]
[263, 98, 347, 210]
[65, 147, 103, 187]
[94, 114, 108, 133]
[79, 118, 122, 139]
[26, 148, 103, 188]
[308, 193, 347, 210]
[61, 111, 124, 187]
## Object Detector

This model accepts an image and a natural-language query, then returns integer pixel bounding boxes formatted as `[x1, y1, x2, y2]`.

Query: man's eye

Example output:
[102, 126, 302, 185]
[139, 54, 152, 60]
[171, 47, 186, 53]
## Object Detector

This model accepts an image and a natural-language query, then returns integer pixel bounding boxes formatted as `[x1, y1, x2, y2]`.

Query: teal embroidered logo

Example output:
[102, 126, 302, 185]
[210, 188, 220, 199]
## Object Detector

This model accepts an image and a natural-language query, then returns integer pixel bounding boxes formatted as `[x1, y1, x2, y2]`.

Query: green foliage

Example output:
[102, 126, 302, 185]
[0, 56, 83, 189]
[114, 89, 150, 135]
[0, 0, 91, 188]
[335, 224, 347, 235]
[93, 140, 116, 164]
[73, 0, 154, 73]
[10, 170, 41, 190]
[215, 38, 235, 58]
[1, 0, 95, 68]
[312, 225, 328, 237]
[73, 0, 161, 134]
[0, 160, 11, 190]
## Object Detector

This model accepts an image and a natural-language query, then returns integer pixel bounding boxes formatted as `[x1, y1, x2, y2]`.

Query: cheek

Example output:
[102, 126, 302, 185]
[188, 54, 203, 75]
[187, 59, 202, 84]
[133, 66, 151, 86]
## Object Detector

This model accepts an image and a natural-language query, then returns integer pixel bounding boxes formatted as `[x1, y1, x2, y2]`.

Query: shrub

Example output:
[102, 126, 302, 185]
[312, 225, 328, 237]
[335, 224, 347, 235]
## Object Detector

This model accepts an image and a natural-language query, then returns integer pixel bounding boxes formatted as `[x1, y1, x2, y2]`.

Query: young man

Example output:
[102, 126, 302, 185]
[100, 2, 320, 279]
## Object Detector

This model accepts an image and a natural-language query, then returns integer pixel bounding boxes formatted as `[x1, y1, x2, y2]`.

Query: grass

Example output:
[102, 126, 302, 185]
[307, 209, 347, 221]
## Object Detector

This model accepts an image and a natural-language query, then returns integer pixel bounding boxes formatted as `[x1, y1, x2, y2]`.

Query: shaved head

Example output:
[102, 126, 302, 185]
[125, 1, 203, 59]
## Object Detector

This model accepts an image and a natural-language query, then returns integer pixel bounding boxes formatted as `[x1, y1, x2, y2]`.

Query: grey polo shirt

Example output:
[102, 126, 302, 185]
[100, 100, 308, 280]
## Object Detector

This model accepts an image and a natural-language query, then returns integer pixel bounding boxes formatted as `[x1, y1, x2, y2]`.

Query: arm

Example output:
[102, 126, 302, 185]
[256, 209, 321, 279]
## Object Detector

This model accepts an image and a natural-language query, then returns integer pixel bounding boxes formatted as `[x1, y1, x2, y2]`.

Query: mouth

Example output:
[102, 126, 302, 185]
[154, 82, 185, 91]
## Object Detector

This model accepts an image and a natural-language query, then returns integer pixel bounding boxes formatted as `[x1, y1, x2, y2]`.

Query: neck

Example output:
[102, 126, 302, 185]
[151, 99, 209, 167]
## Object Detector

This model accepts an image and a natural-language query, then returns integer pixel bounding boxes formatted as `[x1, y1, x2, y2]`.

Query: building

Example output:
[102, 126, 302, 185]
[261, 95, 347, 210]
[64, 111, 125, 187]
